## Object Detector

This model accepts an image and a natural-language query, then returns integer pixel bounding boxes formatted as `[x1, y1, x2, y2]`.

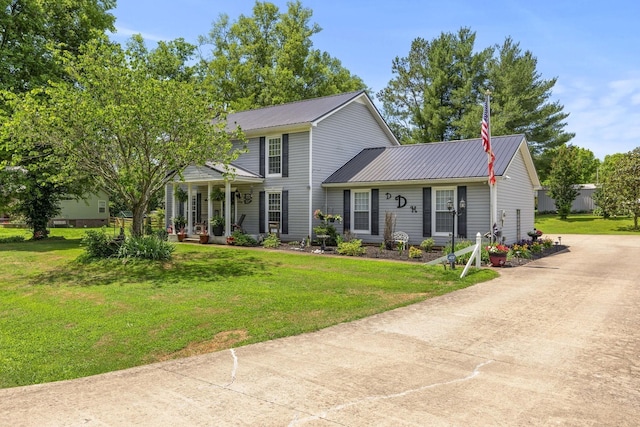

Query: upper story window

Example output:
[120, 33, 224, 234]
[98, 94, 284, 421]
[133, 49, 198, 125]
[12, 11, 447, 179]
[98, 200, 107, 214]
[267, 136, 282, 176]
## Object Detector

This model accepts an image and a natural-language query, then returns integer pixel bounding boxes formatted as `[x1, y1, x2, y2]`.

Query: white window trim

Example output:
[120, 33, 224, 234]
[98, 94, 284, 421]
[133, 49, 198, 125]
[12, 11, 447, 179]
[266, 135, 282, 178]
[266, 191, 282, 231]
[351, 189, 371, 234]
[98, 200, 107, 214]
[433, 187, 457, 237]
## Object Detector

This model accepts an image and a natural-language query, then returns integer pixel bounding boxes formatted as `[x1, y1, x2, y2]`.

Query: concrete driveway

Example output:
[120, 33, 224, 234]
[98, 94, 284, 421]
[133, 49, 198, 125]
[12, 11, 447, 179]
[1, 235, 639, 426]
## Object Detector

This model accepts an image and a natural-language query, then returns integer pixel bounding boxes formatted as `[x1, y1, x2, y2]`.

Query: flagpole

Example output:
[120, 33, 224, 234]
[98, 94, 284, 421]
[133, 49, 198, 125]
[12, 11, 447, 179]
[483, 91, 497, 243]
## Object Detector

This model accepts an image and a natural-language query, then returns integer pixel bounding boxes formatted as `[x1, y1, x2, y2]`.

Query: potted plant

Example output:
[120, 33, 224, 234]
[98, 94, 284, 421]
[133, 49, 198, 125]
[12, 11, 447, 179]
[173, 215, 186, 233]
[175, 187, 189, 204]
[198, 227, 209, 244]
[210, 187, 225, 201]
[176, 226, 186, 242]
[210, 215, 224, 236]
[527, 228, 543, 242]
[486, 243, 510, 267]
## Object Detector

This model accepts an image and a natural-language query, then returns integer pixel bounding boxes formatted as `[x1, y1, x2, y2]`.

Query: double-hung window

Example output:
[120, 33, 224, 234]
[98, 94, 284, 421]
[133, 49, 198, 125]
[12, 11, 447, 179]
[267, 136, 282, 176]
[434, 188, 455, 235]
[268, 192, 281, 225]
[353, 190, 370, 232]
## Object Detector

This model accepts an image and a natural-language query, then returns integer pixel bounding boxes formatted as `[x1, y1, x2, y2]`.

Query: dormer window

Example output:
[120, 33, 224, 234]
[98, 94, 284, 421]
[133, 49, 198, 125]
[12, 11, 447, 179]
[267, 136, 282, 176]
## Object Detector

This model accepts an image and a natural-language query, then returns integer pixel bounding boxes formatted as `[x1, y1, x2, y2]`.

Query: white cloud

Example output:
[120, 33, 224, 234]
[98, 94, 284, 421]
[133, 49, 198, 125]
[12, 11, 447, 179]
[110, 26, 167, 43]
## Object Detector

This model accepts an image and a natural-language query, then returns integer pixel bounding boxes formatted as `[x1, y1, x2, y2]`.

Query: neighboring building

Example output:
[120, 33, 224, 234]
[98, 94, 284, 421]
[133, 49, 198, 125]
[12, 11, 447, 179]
[50, 191, 110, 227]
[537, 184, 597, 214]
[165, 91, 541, 245]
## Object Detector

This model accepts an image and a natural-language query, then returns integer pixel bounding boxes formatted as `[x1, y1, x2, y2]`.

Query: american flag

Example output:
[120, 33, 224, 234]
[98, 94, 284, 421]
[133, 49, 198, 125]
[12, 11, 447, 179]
[481, 96, 496, 185]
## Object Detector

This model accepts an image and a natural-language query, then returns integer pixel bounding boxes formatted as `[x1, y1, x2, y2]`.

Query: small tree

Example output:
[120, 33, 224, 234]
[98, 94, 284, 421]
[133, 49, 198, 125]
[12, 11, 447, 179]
[602, 148, 640, 230]
[547, 145, 580, 219]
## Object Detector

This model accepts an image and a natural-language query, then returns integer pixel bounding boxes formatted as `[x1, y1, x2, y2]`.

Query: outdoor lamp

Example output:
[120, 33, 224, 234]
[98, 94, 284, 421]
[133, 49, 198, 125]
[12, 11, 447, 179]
[447, 198, 466, 269]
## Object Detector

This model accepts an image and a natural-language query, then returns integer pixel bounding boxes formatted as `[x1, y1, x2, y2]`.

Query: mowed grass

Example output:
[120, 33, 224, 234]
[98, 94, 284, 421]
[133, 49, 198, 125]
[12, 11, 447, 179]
[0, 228, 496, 388]
[535, 213, 639, 235]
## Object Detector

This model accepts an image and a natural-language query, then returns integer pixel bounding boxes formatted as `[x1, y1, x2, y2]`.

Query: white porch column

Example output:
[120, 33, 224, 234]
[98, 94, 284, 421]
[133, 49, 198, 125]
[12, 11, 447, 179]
[225, 181, 231, 236]
[207, 182, 212, 235]
[187, 183, 193, 234]
[171, 183, 177, 234]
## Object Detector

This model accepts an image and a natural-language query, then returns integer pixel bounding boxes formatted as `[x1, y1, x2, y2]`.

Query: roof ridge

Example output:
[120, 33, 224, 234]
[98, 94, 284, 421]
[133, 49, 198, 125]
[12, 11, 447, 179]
[232, 90, 365, 115]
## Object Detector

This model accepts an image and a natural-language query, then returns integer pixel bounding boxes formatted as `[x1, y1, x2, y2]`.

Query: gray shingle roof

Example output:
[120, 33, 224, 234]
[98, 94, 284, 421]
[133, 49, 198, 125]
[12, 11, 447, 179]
[226, 91, 366, 132]
[323, 134, 527, 184]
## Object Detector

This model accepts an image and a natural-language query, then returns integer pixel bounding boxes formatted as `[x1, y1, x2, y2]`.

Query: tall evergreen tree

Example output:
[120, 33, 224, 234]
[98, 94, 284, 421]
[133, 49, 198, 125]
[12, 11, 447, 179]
[377, 29, 574, 167]
[378, 28, 491, 144]
[198, 0, 366, 111]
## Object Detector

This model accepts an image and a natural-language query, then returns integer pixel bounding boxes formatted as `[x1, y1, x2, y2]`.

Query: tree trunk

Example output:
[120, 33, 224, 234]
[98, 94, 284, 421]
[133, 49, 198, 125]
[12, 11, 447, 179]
[131, 206, 146, 237]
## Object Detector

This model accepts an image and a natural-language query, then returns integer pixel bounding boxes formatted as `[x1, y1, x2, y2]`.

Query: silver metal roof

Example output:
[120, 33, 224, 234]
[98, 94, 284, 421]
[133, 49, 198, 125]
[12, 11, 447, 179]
[323, 134, 527, 184]
[226, 91, 366, 132]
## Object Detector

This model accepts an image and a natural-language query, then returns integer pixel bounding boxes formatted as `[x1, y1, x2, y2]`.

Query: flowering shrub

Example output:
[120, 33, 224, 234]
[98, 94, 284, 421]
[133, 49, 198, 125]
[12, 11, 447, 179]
[510, 243, 531, 259]
[486, 243, 510, 254]
[313, 209, 342, 223]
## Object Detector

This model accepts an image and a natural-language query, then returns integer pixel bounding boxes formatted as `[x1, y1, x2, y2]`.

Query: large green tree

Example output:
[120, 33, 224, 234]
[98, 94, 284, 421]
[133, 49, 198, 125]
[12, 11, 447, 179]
[198, 0, 366, 111]
[378, 28, 492, 144]
[4, 36, 245, 237]
[594, 148, 640, 229]
[0, 0, 116, 237]
[377, 29, 574, 167]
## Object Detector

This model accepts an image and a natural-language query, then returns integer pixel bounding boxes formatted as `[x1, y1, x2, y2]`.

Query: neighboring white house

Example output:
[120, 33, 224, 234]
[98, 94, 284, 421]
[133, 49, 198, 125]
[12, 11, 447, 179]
[165, 91, 541, 245]
[537, 184, 597, 214]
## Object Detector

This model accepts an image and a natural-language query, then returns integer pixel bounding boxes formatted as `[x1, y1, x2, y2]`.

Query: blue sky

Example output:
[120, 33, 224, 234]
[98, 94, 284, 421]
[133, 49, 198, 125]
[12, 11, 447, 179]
[110, 0, 640, 160]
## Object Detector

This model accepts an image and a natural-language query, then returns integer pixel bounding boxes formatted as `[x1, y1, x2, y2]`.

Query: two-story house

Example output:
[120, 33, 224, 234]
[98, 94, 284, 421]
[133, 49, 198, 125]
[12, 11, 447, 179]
[165, 90, 540, 246]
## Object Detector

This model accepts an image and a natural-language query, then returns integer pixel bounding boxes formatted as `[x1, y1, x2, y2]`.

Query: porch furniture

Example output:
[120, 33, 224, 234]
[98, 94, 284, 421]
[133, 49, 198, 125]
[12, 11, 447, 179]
[392, 231, 409, 250]
[233, 214, 246, 233]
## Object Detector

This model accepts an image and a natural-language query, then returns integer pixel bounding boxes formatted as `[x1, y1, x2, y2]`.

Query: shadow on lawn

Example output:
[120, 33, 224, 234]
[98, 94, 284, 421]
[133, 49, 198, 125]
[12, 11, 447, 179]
[29, 250, 271, 288]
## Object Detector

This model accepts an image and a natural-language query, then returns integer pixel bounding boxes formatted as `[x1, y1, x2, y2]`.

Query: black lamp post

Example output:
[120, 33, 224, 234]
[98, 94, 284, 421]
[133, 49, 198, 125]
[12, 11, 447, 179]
[447, 198, 466, 269]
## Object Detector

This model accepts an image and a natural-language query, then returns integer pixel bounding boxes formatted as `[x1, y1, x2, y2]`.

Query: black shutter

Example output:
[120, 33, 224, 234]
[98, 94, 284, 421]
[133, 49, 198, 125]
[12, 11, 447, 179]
[281, 190, 289, 234]
[259, 191, 265, 233]
[457, 186, 467, 239]
[371, 189, 379, 235]
[343, 190, 351, 230]
[423, 187, 432, 237]
[259, 137, 265, 177]
[282, 134, 289, 177]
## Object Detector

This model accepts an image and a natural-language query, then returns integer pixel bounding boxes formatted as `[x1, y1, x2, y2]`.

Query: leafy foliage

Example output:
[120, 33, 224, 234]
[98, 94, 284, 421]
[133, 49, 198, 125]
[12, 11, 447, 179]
[4, 36, 245, 237]
[261, 233, 281, 248]
[408, 246, 423, 259]
[117, 235, 175, 261]
[420, 238, 435, 252]
[547, 145, 581, 219]
[594, 147, 640, 229]
[230, 230, 258, 246]
[81, 229, 120, 259]
[337, 239, 366, 256]
[198, 0, 366, 111]
[377, 28, 574, 171]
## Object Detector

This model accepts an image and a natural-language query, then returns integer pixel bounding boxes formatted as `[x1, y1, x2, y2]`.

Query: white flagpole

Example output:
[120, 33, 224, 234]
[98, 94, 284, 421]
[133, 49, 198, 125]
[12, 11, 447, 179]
[485, 91, 497, 243]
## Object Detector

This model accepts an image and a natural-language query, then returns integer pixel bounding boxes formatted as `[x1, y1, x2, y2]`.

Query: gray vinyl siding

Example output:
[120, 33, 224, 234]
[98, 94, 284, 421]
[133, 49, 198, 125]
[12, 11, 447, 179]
[498, 148, 536, 243]
[312, 101, 396, 223]
[231, 138, 261, 174]
[324, 183, 491, 247]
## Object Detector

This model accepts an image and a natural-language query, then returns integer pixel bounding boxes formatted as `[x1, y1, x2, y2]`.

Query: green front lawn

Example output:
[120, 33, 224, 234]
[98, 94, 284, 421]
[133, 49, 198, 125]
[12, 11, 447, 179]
[0, 229, 496, 388]
[535, 213, 639, 235]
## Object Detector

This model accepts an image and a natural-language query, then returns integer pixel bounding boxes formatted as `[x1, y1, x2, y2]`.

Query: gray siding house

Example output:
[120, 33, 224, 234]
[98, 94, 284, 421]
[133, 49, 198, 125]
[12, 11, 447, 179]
[165, 91, 540, 246]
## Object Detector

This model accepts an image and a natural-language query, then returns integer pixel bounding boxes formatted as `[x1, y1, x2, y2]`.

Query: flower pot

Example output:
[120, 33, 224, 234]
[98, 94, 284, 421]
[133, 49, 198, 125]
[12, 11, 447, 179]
[212, 225, 224, 236]
[199, 235, 209, 244]
[177, 233, 186, 242]
[489, 253, 507, 267]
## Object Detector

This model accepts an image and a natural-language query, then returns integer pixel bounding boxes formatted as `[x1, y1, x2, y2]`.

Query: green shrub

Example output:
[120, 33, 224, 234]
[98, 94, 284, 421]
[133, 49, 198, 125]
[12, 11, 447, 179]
[419, 238, 435, 252]
[231, 230, 257, 246]
[81, 228, 120, 259]
[337, 239, 366, 256]
[0, 235, 26, 244]
[409, 246, 423, 259]
[117, 235, 174, 260]
[441, 240, 475, 264]
[262, 233, 281, 248]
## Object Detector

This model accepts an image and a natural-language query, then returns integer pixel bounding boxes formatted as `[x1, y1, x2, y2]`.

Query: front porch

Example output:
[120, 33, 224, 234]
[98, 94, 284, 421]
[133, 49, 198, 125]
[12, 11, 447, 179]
[166, 162, 263, 239]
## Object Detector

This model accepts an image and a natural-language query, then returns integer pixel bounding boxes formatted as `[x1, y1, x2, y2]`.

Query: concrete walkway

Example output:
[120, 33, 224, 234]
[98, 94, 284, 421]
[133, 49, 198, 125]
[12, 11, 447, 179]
[1, 235, 639, 426]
